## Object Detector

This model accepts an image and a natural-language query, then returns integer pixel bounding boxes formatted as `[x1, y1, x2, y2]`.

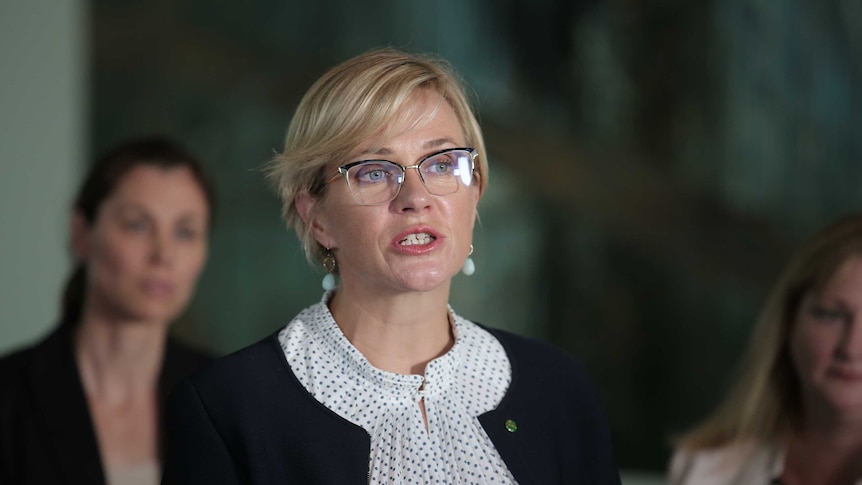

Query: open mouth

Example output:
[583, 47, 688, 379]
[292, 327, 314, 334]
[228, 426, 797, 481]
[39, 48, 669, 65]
[399, 232, 436, 246]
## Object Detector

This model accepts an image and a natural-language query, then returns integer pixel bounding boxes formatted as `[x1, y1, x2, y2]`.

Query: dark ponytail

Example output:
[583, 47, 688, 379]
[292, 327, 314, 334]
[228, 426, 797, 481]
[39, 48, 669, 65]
[57, 136, 215, 327]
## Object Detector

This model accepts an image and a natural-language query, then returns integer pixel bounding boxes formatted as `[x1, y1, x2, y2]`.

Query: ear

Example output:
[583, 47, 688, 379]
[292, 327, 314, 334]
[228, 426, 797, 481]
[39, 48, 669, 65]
[70, 212, 91, 263]
[472, 170, 482, 203]
[295, 191, 336, 249]
[469, 179, 481, 226]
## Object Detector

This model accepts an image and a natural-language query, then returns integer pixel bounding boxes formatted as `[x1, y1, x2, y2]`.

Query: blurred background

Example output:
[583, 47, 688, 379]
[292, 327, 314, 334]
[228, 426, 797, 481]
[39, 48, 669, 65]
[2, 0, 861, 481]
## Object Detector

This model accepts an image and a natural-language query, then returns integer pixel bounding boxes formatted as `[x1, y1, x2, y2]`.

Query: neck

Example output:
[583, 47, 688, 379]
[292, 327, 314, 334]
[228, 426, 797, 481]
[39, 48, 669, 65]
[74, 306, 168, 403]
[782, 417, 862, 485]
[328, 284, 454, 375]
[804, 394, 862, 446]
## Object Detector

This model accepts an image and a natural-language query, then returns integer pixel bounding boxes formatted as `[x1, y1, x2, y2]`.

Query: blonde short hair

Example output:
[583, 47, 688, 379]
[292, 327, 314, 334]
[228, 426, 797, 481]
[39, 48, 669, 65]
[676, 213, 862, 450]
[268, 48, 488, 265]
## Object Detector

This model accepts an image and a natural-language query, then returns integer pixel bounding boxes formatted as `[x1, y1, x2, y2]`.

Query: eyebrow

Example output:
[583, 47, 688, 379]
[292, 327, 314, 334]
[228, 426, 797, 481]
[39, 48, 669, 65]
[113, 203, 207, 222]
[358, 138, 457, 157]
[807, 293, 852, 308]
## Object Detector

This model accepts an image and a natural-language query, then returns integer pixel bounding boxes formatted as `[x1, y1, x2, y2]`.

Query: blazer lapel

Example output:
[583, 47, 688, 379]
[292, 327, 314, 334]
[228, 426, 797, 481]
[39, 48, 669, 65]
[28, 325, 105, 484]
[156, 338, 211, 461]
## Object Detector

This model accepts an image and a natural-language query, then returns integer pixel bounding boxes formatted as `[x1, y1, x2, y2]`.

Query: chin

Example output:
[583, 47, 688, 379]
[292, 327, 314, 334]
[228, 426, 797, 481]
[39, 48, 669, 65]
[124, 301, 183, 324]
[395, 268, 454, 293]
[820, 388, 862, 416]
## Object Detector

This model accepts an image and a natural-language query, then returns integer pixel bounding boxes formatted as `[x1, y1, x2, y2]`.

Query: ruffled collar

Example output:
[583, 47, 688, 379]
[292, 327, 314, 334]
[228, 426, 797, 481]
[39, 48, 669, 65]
[297, 291, 465, 401]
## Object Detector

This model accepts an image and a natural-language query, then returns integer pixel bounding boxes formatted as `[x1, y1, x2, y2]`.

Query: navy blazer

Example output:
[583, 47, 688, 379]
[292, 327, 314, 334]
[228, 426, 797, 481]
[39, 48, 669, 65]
[0, 324, 211, 485]
[163, 326, 621, 484]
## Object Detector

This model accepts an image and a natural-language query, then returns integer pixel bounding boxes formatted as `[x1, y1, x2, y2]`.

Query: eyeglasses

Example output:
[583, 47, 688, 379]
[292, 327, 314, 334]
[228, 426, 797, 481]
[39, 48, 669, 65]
[327, 147, 477, 206]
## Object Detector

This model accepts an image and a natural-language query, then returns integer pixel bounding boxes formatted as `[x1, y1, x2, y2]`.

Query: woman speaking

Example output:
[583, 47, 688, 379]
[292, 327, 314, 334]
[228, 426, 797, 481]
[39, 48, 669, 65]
[163, 48, 620, 484]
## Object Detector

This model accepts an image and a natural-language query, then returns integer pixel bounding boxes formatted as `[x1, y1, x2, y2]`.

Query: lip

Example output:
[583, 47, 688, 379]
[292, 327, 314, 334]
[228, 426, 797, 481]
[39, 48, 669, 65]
[390, 225, 443, 255]
[829, 367, 862, 381]
[140, 279, 175, 298]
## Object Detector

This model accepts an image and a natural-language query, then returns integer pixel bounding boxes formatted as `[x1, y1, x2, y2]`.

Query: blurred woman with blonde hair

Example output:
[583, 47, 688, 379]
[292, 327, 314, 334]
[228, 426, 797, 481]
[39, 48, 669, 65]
[671, 214, 862, 485]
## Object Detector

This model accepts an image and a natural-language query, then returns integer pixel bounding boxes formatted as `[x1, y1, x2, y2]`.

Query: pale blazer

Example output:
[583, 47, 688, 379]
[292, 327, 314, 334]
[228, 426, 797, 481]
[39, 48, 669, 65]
[670, 439, 862, 485]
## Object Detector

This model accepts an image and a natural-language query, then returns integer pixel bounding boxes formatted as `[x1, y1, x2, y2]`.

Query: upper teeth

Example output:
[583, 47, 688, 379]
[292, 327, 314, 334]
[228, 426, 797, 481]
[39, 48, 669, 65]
[401, 233, 434, 245]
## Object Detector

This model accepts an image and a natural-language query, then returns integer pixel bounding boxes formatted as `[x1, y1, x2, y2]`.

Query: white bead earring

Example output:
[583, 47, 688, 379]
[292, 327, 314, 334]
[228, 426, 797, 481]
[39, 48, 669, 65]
[461, 244, 475, 276]
[322, 248, 337, 290]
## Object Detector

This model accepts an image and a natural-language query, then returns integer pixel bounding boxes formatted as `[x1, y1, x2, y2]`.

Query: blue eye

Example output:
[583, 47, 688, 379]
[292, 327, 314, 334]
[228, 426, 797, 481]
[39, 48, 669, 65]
[423, 155, 455, 176]
[431, 162, 453, 174]
[353, 163, 396, 184]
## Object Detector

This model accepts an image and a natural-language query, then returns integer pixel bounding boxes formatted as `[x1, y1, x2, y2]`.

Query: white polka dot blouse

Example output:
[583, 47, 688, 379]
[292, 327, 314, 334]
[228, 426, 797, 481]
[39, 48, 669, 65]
[278, 293, 517, 484]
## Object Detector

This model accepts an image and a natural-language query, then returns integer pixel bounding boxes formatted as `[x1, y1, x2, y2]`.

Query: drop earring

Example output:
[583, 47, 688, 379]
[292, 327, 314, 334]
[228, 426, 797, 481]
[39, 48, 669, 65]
[322, 248, 337, 291]
[461, 244, 476, 276]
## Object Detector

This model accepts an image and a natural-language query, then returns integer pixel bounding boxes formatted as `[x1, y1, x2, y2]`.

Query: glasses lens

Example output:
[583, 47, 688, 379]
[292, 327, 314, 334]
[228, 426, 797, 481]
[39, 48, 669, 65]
[346, 161, 402, 205]
[419, 149, 474, 195]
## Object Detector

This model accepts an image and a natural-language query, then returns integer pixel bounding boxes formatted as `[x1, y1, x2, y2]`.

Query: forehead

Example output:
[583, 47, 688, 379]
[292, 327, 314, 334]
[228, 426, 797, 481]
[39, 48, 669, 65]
[355, 89, 466, 155]
[807, 255, 862, 301]
[106, 165, 208, 212]
[821, 256, 862, 290]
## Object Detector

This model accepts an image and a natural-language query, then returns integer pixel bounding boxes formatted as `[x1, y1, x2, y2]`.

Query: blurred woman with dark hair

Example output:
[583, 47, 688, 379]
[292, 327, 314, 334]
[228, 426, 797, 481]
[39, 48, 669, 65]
[0, 136, 216, 485]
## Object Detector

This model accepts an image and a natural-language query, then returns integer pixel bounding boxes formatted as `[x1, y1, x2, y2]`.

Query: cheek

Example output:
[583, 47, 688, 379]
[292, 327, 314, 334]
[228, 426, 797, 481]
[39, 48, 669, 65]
[447, 194, 478, 234]
[177, 244, 208, 284]
[314, 195, 363, 250]
[88, 235, 138, 283]
[791, 322, 834, 378]
[336, 223, 383, 268]
[328, 207, 385, 251]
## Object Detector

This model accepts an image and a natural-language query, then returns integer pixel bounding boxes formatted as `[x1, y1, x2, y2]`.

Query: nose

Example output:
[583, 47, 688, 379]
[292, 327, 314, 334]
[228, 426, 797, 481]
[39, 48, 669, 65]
[392, 167, 431, 212]
[839, 316, 862, 360]
[150, 229, 175, 265]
